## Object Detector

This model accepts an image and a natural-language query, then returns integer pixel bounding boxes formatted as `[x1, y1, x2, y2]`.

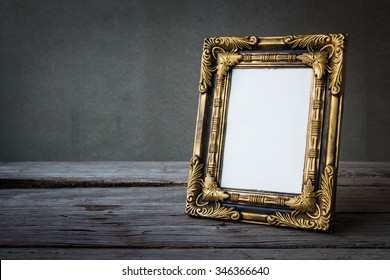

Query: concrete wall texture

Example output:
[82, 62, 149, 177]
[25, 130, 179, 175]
[0, 0, 389, 162]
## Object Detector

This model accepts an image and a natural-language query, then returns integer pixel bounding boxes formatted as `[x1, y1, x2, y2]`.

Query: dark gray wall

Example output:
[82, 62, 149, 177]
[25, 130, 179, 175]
[1, 0, 389, 161]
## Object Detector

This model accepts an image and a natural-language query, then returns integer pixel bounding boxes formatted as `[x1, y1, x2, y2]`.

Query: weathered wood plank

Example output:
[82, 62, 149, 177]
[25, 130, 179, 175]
[0, 161, 389, 188]
[338, 162, 390, 186]
[336, 184, 390, 213]
[0, 162, 389, 259]
[1, 248, 389, 260]
[0, 162, 189, 188]
[0, 187, 389, 249]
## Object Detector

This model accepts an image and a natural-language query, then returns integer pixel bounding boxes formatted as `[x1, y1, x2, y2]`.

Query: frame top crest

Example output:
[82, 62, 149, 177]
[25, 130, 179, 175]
[199, 34, 346, 95]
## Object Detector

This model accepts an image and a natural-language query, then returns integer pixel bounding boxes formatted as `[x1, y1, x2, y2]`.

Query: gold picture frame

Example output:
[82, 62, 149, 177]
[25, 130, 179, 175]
[185, 34, 347, 232]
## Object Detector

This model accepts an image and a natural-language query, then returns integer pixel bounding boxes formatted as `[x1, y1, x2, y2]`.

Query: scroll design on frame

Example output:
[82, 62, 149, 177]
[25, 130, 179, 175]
[267, 165, 335, 231]
[199, 36, 258, 94]
[185, 156, 240, 220]
[284, 34, 346, 96]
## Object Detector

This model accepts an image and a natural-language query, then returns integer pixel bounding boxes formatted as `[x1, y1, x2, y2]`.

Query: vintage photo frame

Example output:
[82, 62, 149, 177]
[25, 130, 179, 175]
[185, 34, 347, 232]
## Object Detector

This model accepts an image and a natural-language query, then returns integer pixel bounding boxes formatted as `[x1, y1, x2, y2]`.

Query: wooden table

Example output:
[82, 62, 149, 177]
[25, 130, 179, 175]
[0, 162, 389, 259]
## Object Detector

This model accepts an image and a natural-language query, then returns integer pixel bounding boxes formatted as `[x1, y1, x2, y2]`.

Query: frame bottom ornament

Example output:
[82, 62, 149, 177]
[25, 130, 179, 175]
[185, 156, 240, 221]
[185, 155, 336, 232]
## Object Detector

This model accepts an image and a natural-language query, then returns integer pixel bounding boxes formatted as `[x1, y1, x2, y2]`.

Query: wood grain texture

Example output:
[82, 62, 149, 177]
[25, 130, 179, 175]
[0, 161, 389, 259]
[1, 248, 389, 260]
[0, 187, 389, 248]
[0, 161, 389, 188]
[0, 162, 189, 188]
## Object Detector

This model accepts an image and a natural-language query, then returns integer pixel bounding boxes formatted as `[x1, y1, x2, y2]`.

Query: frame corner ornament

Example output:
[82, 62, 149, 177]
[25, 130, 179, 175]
[203, 175, 230, 202]
[284, 34, 346, 95]
[199, 36, 258, 94]
[216, 52, 243, 78]
[285, 180, 316, 213]
[297, 51, 328, 79]
[268, 165, 336, 231]
[185, 156, 240, 221]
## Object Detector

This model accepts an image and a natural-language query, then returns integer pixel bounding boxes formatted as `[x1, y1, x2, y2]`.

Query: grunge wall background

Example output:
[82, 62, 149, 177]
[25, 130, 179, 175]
[1, 0, 389, 161]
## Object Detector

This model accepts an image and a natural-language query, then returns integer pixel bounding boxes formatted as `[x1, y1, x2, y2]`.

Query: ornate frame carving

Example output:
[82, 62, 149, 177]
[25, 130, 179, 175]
[186, 34, 347, 232]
